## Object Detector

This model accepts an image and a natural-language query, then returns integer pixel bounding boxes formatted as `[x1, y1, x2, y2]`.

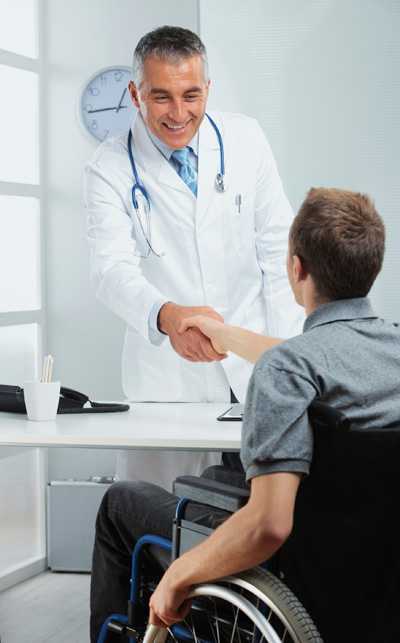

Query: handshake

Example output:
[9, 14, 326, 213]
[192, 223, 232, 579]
[158, 302, 228, 363]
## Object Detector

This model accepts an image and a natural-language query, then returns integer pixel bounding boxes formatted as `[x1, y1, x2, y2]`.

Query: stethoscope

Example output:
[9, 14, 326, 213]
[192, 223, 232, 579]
[127, 113, 225, 258]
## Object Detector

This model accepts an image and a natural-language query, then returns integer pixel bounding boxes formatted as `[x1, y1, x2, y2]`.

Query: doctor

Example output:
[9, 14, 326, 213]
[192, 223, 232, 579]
[84, 26, 303, 488]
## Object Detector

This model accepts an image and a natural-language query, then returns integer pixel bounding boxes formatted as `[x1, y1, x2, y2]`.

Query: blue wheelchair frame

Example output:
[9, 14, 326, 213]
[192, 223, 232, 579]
[97, 498, 192, 643]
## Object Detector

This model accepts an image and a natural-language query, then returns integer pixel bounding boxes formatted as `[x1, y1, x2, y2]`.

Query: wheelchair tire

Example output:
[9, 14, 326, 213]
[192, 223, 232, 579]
[168, 567, 323, 643]
[221, 567, 323, 643]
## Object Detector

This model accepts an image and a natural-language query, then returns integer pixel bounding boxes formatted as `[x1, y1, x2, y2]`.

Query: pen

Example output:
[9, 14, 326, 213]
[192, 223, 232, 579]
[235, 193, 242, 214]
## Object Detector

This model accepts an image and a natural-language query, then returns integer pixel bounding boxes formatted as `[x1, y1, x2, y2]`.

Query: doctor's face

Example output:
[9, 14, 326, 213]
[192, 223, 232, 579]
[129, 55, 209, 149]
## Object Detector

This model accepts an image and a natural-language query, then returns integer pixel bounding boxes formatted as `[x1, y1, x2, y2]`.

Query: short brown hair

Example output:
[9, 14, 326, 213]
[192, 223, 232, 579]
[289, 188, 385, 301]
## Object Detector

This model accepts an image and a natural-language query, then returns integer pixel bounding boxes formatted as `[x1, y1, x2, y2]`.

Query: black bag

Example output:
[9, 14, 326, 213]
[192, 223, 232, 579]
[0, 385, 129, 414]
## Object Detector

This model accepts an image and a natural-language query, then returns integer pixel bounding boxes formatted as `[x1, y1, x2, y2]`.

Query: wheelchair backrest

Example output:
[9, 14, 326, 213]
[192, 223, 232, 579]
[273, 401, 400, 643]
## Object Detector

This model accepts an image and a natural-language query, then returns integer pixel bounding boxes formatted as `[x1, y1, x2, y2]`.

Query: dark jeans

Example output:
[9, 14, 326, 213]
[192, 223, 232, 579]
[90, 467, 246, 642]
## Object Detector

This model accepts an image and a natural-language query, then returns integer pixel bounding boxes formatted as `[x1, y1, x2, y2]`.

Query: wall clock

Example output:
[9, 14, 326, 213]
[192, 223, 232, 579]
[79, 66, 136, 142]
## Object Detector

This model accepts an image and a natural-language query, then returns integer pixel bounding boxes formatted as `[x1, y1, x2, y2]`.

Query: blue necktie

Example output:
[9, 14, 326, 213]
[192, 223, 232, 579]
[171, 147, 198, 196]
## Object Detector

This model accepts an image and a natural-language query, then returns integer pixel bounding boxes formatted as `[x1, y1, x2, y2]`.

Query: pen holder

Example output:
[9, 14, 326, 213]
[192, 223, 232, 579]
[23, 381, 61, 421]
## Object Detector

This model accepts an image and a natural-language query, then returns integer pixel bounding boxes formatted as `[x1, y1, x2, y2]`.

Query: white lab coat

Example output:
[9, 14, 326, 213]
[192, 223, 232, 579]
[84, 111, 303, 489]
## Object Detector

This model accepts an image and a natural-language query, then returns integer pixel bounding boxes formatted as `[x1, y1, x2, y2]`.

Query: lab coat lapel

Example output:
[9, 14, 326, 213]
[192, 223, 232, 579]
[196, 114, 221, 222]
[133, 114, 190, 197]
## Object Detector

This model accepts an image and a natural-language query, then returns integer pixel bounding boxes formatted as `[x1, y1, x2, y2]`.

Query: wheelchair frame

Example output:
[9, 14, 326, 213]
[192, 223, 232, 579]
[97, 496, 210, 643]
[97, 489, 322, 643]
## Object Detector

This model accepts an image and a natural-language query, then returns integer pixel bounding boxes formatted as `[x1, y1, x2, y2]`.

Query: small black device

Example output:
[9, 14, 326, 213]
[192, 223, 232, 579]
[0, 384, 129, 415]
[217, 403, 244, 421]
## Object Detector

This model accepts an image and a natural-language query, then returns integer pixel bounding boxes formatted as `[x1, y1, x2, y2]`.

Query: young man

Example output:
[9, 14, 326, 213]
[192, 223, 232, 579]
[91, 187, 398, 642]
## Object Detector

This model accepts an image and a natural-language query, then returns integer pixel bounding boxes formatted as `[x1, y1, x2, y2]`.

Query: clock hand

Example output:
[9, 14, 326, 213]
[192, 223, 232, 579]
[87, 106, 128, 114]
[116, 88, 127, 113]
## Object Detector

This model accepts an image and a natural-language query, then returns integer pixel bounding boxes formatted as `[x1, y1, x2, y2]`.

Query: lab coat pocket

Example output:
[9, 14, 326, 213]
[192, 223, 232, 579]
[229, 192, 254, 255]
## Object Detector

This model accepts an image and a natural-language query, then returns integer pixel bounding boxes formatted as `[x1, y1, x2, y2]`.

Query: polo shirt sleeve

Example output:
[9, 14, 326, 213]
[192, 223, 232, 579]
[241, 360, 318, 481]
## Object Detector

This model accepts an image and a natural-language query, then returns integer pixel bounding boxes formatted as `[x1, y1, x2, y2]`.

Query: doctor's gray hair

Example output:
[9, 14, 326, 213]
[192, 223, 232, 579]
[132, 26, 209, 86]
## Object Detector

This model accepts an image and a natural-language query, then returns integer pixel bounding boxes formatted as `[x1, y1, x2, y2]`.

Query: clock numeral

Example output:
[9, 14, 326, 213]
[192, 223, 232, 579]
[81, 68, 131, 140]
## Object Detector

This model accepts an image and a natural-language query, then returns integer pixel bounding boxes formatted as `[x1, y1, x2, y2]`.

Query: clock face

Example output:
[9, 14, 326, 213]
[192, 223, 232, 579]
[80, 66, 136, 142]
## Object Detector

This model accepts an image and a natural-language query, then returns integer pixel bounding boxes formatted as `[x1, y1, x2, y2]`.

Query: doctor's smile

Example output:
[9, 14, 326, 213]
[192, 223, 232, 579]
[162, 120, 192, 134]
[128, 54, 209, 149]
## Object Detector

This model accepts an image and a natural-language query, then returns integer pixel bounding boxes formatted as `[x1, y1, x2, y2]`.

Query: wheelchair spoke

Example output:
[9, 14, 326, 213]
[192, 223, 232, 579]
[207, 610, 217, 643]
[212, 597, 221, 643]
[188, 613, 199, 643]
[229, 604, 241, 643]
[251, 597, 263, 643]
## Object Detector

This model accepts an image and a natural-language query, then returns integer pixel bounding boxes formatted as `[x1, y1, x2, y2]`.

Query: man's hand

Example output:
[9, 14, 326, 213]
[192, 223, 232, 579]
[149, 567, 192, 627]
[179, 315, 227, 355]
[158, 303, 227, 362]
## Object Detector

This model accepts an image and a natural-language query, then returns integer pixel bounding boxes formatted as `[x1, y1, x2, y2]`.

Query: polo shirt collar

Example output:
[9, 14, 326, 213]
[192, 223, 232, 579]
[303, 297, 377, 332]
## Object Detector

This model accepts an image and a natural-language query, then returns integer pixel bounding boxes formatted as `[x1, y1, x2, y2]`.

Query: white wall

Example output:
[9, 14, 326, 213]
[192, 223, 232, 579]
[44, 0, 198, 479]
[200, 0, 400, 321]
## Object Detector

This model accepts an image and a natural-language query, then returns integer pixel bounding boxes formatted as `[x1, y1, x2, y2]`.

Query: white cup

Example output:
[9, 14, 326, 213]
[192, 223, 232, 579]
[23, 381, 61, 421]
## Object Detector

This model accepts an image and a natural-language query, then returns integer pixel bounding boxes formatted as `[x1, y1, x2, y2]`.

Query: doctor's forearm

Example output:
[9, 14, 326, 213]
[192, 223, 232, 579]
[221, 326, 282, 363]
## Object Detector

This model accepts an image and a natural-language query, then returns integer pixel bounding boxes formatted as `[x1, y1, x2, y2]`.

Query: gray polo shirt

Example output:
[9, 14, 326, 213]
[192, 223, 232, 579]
[241, 297, 400, 481]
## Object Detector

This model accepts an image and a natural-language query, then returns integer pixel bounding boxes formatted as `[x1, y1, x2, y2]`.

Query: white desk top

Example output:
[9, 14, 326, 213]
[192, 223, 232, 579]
[0, 403, 241, 451]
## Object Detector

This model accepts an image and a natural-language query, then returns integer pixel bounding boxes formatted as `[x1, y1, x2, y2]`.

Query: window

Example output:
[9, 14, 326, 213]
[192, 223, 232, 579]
[0, 0, 41, 378]
[0, 0, 45, 585]
[0, 65, 39, 184]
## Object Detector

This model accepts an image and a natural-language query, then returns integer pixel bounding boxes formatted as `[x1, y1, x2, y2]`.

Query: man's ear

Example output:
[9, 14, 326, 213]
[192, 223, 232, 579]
[292, 255, 307, 282]
[128, 81, 140, 109]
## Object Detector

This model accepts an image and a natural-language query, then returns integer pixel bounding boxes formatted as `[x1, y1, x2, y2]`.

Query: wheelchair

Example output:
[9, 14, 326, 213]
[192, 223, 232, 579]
[97, 402, 400, 643]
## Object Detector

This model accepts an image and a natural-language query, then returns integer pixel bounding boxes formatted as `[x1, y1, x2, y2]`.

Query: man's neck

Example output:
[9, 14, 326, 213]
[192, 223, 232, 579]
[302, 281, 329, 317]
[304, 296, 332, 317]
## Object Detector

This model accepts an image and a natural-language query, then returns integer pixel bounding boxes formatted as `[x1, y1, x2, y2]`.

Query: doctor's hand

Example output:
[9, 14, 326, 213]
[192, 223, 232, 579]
[180, 315, 227, 355]
[158, 303, 227, 362]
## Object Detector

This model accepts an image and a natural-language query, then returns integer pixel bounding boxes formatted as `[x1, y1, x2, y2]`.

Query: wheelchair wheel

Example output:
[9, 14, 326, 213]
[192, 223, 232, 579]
[165, 567, 322, 643]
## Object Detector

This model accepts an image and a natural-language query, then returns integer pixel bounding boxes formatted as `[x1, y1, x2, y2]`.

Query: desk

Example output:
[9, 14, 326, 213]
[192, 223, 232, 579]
[0, 404, 241, 594]
[0, 403, 241, 451]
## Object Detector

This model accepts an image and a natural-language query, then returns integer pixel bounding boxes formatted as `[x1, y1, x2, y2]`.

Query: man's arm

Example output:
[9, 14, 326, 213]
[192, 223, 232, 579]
[149, 472, 301, 627]
[85, 161, 224, 362]
[180, 315, 282, 363]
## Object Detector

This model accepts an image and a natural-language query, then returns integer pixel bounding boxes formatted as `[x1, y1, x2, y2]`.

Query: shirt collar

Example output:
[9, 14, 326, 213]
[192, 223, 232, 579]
[303, 297, 377, 332]
[143, 116, 199, 160]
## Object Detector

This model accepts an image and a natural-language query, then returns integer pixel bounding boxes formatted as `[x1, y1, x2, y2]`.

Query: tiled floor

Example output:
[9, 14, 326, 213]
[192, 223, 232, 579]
[0, 571, 90, 643]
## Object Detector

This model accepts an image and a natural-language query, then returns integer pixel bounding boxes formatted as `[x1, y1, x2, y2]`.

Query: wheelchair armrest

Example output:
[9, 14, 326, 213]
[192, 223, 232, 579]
[173, 475, 250, 513]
